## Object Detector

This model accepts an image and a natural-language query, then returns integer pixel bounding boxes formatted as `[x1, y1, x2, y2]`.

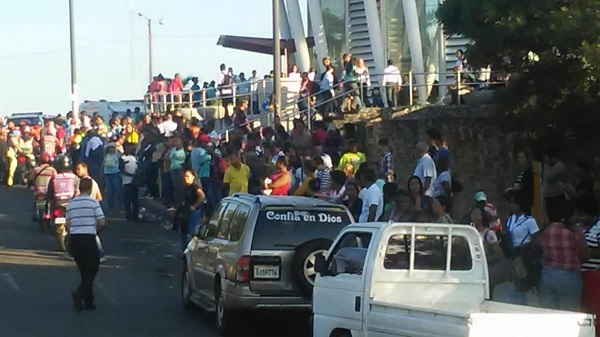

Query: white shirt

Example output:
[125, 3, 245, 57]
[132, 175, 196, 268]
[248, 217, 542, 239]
[321, 153, 333, 170]
[413, 154, 437, 197]
[322, 72, 335, 95]
[249, 76, 260, 92]
[66, 194, 104, 235]
[158, 120, 178, 137]
[432, 171, 451, 197]
[383, 65, 402, 85]
[121, 155, 138, 185]
[308, 72, 316, 81]
[506, 214, 539, 247]
[288, 72, 302, 81]
[358, 183, 384, 222]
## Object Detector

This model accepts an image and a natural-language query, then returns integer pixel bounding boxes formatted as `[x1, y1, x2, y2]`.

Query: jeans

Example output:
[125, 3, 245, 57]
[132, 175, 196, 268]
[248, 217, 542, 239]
[102, 173, 123, 210]
[144, 161, 159, 198]
[180, 208, 203, 252]
[539, 267, 582, 311]
[70, 234, 99, 306]
[161, 170, 174, 203]
[170, 168, 185, 205]
[385, 83, 398, 108]
[123, 183, 139, 221]
[201, 178, 222, 217]
[510, 285, 528, 305]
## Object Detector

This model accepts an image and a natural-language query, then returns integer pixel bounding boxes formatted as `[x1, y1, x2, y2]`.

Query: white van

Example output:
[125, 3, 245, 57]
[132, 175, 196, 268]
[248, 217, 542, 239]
[78, 100, 144, 122]
[312, 222, 595, 337]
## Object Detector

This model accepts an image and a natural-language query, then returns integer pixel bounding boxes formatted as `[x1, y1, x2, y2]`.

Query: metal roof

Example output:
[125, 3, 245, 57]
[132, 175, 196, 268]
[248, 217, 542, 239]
[216, 35, 315, 55]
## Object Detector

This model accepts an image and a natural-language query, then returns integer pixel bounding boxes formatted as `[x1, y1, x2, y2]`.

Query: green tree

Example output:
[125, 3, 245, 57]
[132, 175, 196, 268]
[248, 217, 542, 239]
[437, 0, 600, 151]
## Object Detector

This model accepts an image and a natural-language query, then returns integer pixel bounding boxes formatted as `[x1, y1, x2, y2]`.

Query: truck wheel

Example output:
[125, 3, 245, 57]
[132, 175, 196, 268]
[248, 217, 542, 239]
[292, 238, 332, 299]
[215, 285, 238, 336]
[181, 265, 194, 309]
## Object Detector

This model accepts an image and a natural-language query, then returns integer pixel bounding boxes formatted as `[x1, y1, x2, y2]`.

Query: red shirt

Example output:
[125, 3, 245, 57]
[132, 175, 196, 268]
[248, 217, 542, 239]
[541, 222, 590, 273]
[270, 171, 291, 196]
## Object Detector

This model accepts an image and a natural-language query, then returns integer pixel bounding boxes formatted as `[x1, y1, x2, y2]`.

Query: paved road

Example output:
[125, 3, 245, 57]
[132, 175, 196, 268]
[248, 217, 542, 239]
[0, 186, 309, 337]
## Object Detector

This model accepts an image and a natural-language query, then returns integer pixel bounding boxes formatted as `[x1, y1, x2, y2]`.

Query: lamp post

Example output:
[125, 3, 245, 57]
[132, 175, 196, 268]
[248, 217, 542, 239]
[138, 13, 163, 84]
[68, 0, 78, 122]
[272, 0, 281, 117]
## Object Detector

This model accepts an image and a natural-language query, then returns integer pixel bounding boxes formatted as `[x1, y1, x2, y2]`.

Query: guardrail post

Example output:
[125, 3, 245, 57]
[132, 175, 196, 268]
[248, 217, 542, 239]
[161, 93, 167, 112]
[408, 71, 413, 106]
[188, 91, 193, 108]
[457, 71, 461, 106]
[202, 89, 206, 108]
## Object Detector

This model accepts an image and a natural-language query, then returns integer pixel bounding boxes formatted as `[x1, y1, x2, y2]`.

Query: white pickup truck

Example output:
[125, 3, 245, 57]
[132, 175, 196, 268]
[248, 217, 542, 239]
[312, 222, 595, 337]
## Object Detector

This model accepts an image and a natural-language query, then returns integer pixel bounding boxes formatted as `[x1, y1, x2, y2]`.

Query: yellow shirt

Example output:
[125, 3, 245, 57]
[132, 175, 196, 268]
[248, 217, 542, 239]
[125, 131, 139, 144]
[223, 164, 250, 195]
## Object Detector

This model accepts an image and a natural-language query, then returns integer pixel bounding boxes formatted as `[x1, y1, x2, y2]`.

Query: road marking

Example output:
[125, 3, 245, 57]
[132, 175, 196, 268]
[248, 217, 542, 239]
[96, 280, 119, 305]
[2, 272, 19, 291]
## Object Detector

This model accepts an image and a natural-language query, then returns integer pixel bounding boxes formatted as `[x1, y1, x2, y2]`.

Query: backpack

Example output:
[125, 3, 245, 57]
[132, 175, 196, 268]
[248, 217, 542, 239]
[53, 173, 77, 202]
[222, 73, 234, 87]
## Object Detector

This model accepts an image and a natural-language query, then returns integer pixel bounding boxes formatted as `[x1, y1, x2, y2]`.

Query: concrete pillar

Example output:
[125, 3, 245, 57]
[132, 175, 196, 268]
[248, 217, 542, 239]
[363, 0, 387, 105]
[279, 0, 292, 40]
[402, 0, 427, 104]
[307, 0, 329, 74]
[286, 0, 311, 72]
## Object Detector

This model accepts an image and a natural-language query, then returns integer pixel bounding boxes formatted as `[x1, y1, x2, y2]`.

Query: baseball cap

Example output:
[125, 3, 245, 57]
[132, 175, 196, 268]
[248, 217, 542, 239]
[474, 191, 487, 202]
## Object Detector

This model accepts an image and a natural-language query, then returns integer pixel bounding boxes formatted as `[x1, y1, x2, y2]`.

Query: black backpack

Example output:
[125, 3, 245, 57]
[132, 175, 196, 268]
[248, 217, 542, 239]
[222, 73, 234, 87]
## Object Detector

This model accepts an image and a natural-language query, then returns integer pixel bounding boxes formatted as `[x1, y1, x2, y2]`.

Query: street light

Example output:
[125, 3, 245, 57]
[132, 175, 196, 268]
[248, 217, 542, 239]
[272, 0, 281, 117]
[138, 13, 163, 84]
[68, 0, 78, 122]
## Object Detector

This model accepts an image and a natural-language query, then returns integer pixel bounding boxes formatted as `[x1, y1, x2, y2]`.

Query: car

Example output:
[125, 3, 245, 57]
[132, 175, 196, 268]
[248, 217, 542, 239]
[181, 193, 354, 335]
[6, 112, 44, 127]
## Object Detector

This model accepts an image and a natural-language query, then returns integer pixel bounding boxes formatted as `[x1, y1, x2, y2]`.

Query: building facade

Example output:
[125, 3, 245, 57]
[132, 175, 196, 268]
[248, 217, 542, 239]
[279, 0, 467, 103]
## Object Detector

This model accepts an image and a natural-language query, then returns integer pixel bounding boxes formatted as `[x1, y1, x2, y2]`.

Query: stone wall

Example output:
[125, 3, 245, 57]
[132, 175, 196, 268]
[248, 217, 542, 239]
[337, 105, 525, 222]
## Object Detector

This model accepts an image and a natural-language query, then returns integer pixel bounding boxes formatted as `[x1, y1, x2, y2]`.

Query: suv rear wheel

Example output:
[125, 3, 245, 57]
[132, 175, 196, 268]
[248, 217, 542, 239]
[215, 283, 238, 336]
[292, 238, 332, 299]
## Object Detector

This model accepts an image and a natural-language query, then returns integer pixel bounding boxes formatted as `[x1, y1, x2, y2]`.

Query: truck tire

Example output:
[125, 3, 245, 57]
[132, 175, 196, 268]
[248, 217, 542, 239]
[291, 238, 332, 299]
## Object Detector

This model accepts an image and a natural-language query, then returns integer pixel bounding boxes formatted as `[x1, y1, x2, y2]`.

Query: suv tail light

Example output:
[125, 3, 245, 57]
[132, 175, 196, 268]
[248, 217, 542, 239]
[236, 256, 250, 283]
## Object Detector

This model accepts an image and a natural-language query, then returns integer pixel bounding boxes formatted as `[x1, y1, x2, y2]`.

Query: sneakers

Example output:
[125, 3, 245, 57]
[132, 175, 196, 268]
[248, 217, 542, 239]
[166, 207, 176, 212]
[99, 256, 108, 263]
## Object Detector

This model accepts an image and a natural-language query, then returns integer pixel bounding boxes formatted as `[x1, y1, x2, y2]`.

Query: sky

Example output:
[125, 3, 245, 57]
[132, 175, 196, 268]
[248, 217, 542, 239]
[0, 0, 308, 116]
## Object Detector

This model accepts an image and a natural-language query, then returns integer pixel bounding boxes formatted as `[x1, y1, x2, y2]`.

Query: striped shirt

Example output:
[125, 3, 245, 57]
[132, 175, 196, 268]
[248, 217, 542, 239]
[318, 168, 331, 193]
[581, 219, 600, 271]
[66, 194, 105, 235]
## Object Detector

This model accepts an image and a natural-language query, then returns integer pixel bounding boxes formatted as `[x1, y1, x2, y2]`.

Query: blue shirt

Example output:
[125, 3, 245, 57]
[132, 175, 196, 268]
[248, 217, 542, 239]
[103, 152, 120, 174]
[169, 148, 186, 170]
[190, 147, 211, 178]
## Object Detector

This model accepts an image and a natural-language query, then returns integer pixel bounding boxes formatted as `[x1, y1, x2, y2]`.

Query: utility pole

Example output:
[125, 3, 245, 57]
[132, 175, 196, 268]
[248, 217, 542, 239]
[68, 0, 78, 122]
[147, 18, 153, 84]
[139, 13, 162, 84]
[272, 0, 281, 117]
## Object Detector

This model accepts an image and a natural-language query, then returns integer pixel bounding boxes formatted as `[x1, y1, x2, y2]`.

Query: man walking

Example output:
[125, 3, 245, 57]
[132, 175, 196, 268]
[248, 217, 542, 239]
[67, 178, 106, 312]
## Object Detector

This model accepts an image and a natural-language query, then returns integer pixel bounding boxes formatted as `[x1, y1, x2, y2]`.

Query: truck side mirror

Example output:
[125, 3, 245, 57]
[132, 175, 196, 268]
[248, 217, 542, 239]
[314, 253, 326, 275]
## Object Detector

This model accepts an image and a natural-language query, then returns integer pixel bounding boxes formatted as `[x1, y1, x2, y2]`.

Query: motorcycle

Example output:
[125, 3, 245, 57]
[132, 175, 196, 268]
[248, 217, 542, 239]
[15, 155, 34, 186]
[51, 205, 69, 252]
[34, 194, 51, 232]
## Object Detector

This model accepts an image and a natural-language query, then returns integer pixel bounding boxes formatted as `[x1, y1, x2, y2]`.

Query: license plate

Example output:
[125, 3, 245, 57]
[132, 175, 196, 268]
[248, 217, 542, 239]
[253, 265, 280, 280]
[36, 201, 46, 208]
[54, 217, 66, 225]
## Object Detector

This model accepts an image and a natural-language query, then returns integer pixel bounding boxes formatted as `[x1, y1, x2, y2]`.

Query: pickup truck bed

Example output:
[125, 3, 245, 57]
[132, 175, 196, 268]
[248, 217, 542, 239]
[368, 300, 594, 337]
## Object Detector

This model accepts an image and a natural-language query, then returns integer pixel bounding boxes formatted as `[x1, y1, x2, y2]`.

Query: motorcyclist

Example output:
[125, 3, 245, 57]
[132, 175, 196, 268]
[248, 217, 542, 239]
[40, 119, 58, 161]
[30, 152, 57, 222]
[46, 154, 80, 251]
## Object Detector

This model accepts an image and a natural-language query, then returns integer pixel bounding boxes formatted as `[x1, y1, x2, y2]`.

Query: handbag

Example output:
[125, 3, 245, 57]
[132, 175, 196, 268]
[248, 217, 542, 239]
[483, 230, 509, 287]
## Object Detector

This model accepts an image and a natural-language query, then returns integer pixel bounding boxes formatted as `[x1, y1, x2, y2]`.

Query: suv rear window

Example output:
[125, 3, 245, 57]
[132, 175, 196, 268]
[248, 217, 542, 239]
[251, 208, 352, 250]
[8, 117, 41, 126]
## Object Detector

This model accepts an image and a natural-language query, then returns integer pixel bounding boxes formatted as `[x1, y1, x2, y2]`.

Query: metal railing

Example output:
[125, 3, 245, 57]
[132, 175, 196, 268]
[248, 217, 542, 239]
[143, 69, 508, 141]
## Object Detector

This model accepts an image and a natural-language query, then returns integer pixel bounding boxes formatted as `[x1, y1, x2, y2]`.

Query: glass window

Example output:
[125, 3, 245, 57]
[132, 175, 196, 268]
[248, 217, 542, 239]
[217, 203, 238, 240]
[229, 205, 251, 242]
[327, 232, 373, 276]
[383, 234, 472, 271]
[206, 202, 227, 238]
[251, 208, 352, 250]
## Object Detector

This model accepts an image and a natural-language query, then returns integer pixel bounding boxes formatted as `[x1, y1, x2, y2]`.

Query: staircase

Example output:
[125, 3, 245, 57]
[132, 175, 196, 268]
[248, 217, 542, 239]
[347, 0, 379, 85]
[443, 35, 470, 83]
